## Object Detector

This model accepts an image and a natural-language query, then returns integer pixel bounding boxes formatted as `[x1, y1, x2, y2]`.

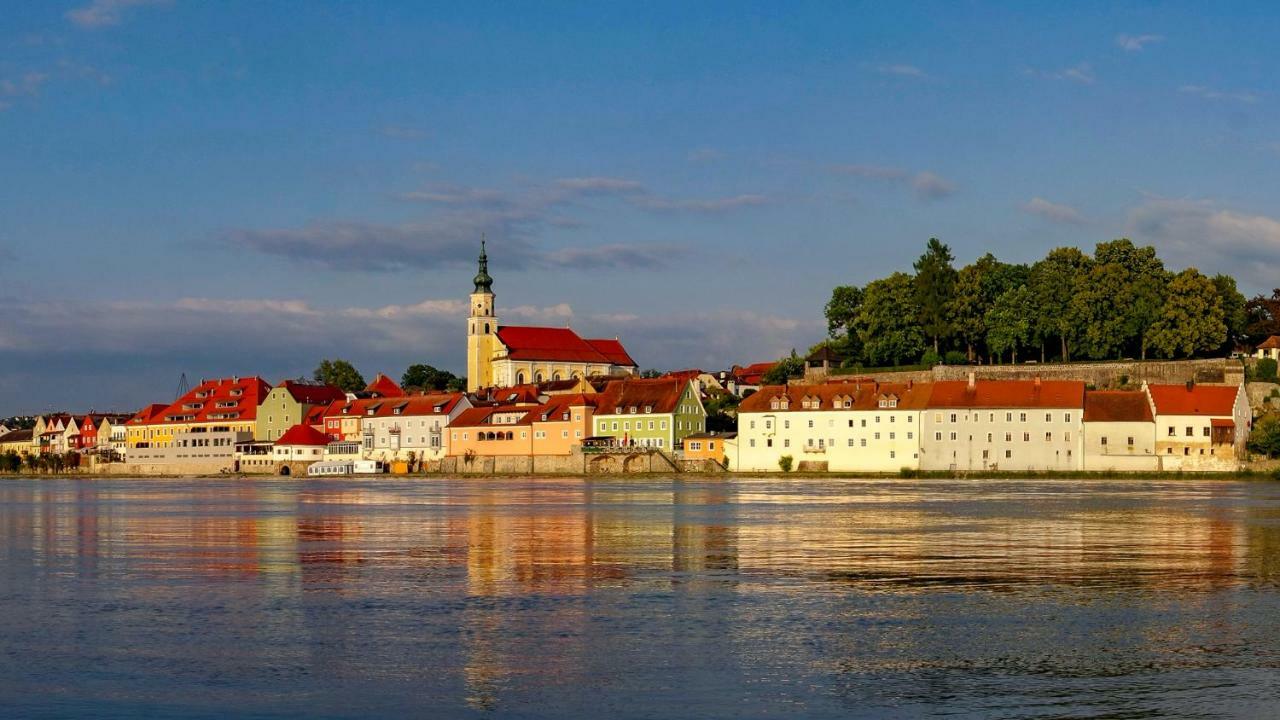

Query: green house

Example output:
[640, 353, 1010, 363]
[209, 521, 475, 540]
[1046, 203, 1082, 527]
[591, 378, 706, 450]
[254, 380, 346, 441]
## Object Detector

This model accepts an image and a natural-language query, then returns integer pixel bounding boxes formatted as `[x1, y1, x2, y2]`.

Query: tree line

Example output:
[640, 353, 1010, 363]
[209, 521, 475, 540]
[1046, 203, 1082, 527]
[312, 359, 467, 393]
[821, 238, 1258, 367]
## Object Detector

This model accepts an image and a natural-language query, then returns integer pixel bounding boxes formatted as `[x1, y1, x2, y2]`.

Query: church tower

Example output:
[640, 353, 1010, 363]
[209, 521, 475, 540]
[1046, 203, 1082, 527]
[466, 239, 498, 392]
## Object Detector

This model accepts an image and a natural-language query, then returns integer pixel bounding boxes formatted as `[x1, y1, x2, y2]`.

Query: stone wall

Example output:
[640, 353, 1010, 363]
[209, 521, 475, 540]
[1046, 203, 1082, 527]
[436, 448, 682, 475]
[811, 358, 1244, 389]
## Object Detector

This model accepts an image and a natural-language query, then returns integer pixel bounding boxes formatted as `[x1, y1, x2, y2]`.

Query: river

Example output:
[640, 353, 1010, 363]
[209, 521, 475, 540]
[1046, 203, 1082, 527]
[2, 476, 1279, 718]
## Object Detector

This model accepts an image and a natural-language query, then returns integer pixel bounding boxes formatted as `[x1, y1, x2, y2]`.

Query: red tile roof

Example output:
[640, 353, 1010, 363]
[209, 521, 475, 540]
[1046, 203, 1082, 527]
[927, 379, 1085, 409]
[127, 403, 169, 425]
[1258, 336, 1280, 350]
[279, 380, 346, 406]
[448, 407, 502, 428]
[141, 377, 271, 425]
[274, 423, 332, 447]
[733, 362, 776, 385]
[1083, 390, 1153, 423]
[364, 373, 404, 398]
[496, 326, 636, 366]
[594, 377, 688, 415]
[739, 381, 932, 413]
[514, 394, 598, 425]
[323, 393, 465, 421]
[1147, 383, 1239, 416]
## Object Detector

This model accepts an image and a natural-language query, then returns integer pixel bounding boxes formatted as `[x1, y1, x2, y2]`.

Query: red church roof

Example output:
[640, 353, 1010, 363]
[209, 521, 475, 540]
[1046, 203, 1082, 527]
[496, 326, 636, 366]
[274, 423, 332, 447]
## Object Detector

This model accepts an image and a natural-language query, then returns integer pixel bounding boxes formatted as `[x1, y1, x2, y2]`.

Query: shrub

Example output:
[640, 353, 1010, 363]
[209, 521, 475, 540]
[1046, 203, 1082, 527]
[898, 467, 917, 479]
[1258, 358, 1278, 383]
[920, 349, 942, 367]
[778, 455, 794, 473]
[943, 350, 967, 365]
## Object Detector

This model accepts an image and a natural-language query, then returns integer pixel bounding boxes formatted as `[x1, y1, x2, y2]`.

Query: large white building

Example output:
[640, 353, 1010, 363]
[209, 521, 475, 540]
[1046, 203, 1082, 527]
[360, 393, 472, 464]
[732, 380, 931, 472]
[919, 377, 1085, 473]
[1081, 390, 1158, 471]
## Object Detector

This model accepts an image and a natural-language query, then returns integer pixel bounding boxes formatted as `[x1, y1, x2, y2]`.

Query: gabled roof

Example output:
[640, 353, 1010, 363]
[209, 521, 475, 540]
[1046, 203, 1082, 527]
[1083, 390, 1153, 423]
[0, 428, 33, 444]
[927, 379, 1085, 409]
[277, 380, 346, 406]
[514, 394, 598, 425]
[1147, 383, 1239, 416]
[594, 377, 688, 416]
[1258, 336, 1280, 349]
[496, 326, 636, 366]
[364, 373, 404, 398]
[141, 377, 271, 425]
[448, 407, 502, 428]
[733, 362, 776, 385]
[274, 423, 332, 447]
[127, 403, 169, 425]
[739, 381, 932, 413]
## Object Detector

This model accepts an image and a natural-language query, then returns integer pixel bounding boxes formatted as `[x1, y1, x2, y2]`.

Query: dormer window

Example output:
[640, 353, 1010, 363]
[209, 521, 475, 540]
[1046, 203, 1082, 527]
[230, 389, 243, 397]
[615, 406, 623, 414]
[629, 406, 637, 414]
[644, 406, 652, 414]
[770, 400, 779, 410]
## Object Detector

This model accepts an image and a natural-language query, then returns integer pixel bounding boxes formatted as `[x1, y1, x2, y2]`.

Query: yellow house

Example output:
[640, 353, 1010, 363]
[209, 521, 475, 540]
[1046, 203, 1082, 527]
[127, 377, 270, 450]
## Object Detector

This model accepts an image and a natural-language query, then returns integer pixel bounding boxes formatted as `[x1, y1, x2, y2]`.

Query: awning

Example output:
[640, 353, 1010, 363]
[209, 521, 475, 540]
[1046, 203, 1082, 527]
[1210, 419, 1235, 428]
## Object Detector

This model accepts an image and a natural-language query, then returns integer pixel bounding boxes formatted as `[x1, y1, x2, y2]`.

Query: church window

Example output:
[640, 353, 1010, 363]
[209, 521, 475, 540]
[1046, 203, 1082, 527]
[484, 323, 490, 334]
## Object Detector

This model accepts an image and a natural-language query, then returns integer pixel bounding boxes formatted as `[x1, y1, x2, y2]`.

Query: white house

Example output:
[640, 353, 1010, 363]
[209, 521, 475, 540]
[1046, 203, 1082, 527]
[362, 393, 472, 463]
[1081, 390, 1158, 472]
[1147, 382, 1250, 471]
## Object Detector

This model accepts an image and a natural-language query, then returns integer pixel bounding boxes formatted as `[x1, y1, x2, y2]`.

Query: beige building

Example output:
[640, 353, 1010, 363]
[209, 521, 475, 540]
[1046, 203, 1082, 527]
[1081, 390, 1158, 472]
[1147, 382, 1250, 471]
[361, 393, 471, 463]
[733, 380, 930, 472]
[920, 377, 1085, 472]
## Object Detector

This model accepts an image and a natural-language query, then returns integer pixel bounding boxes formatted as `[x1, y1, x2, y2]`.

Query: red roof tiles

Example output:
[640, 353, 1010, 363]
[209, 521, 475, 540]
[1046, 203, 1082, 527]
[739, 381, 931, 413]
[1257, 336, 1280, 350]
[1147, 383, 1239, 416]
[496, 326, 636, 366]
[279, 380, 346, 406]
[364, 373, 404, 398]
[141, 377, 271, 425]
[274, 424, 331, 447]
[595, 377, 688, 415]
[1083, 390, 1153, 423]
[927, 379, 1085, 409]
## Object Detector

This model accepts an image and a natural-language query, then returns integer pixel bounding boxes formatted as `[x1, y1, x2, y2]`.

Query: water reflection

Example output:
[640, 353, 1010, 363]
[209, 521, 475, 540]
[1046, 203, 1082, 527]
[1, 477, 1279, 718]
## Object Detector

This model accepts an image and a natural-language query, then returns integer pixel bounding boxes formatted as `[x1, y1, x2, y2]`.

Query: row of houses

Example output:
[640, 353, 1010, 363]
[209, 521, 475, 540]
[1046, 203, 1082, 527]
[730, 375, 1250, 473]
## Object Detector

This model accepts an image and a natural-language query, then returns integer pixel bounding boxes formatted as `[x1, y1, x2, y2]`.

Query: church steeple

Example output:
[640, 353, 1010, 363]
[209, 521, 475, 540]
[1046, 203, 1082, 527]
[473, 238, 493, 293]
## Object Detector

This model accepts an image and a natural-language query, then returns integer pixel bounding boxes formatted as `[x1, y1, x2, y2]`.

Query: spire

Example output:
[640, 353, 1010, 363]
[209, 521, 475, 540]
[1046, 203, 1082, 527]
[473, 236, 493, 293]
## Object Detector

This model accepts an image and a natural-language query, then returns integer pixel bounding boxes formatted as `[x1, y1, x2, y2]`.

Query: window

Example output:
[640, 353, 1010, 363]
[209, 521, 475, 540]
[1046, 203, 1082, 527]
[1005, 432, 1012, 442]
[1101, 437, 1108, 446]
[860, 439, 866, 447]
[982, 450, 989, 459]
[1005, 449, 1012, 459]
[750, 420, 756, 429]
[1064, 432, 1070, 442]
[861, 419, 867, 428]
[847, 438, 854, 447]
[1045, 413, 1052, 423]
[890, 451, 896, 459]
[612, 422, 618, 431]
[889, 432, 895, 440]
[1023, 432, 1030, 442]
[1168, 426, 1176, 437]
[949, 432, 956, 441]
[1019, 412, 1027, 422]
[875, 432, 881, 440]
[786, 420, 792, 429]
[1065, 413, 1072, 423]
[808, 420, 814, 428]
[934, 413, 942, 423]
[934, 432, 942, 441]
[907, 432, 913, 439]
[1045, 432, 1052, 442]
[986, 433, 992, 442]
[1203, 427, 1211, 437]
[1185, 426, 1193, 437]
[749, 439, 756, 447]
[784, 439, 790, 448]
[766, 438, 773, 448]
[949, 413, 957, 423]
[1127, 436, 1134, 445]
[1006, 412, 1012, 422]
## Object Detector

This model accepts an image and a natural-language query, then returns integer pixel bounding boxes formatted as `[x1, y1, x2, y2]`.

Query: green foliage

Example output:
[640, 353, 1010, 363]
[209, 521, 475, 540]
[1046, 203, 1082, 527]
[640, 369, 664, 379]
[703, 392, 740, 433]
[1029, 246, 1092, 361]
[898, 466, 918, 479]
[314, 359, 366, 393]
[859, 272, 925, 366]
[1248, 413, 1280, 458]
[1, 451, 21, 473]
[943, 350, 967, 365]
[985, 285, 1034, 363]
[825, 285, 863, 339]
[1257, 358, 1278, 383]
[778, 455, 794, 473]
[762, 351, 804, 385]
[920, 349, 941, 367]
[913, 238, 957, 353]
[1147, 269, 1227, 358]
[402, 364, 464, 392]
[1212, 274, 1248, 350]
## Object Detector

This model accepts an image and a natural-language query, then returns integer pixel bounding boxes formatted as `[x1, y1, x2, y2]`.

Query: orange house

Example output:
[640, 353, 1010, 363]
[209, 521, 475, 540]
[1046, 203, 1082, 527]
[449, 395, 596, 457]
[681, 432, 734, 464]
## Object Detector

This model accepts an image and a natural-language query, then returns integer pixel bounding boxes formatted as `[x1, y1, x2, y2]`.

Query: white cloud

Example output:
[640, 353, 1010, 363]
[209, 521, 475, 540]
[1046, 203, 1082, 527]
[66, 0, 169, 28]
[831, 164, 956, 202]
[630, 193, 769, 213]
[555, 177, 644, 192]
[1178, 85, 1260, 104]
[1116, 33, 1164, 52]
[1126, 195, 1280, 286]
[1054, 63, 1095, 84]
[911, 172, 956, 201]
[1021, 197, 1087, 225]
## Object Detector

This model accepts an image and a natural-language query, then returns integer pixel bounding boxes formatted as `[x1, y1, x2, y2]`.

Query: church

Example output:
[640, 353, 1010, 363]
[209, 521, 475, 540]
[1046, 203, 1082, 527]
[466, 242, 638, 392]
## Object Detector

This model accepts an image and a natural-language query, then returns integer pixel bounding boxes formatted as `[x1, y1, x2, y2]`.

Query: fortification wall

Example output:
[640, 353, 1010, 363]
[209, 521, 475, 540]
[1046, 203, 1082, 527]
[812, 358, 1243, 389]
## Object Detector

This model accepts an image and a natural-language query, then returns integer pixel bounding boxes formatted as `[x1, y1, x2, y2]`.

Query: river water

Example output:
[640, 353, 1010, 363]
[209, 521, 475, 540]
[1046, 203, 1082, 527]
[2, 477, 1279, 719]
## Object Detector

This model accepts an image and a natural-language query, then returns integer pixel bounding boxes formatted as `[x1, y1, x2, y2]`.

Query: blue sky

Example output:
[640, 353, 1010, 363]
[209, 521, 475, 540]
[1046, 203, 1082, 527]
[3, 1, 1280, 414]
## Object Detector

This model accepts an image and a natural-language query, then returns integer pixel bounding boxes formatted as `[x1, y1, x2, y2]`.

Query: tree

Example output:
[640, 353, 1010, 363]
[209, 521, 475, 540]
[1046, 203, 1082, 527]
[1029, 247, 1092, 361]
[823, 285, 864, 362]
[1248, 413, 1280, 458]
[1068, 263, 1130, 360]
[314, 359, 366, 392]
[1256, 358, 1278, 383]
[985, 285, 1034, 363]
[704, 392, 740, 433]
[949, 253, 1027, 362]
[859, 272, 926, 366]
[640, 369, 663, 379]
[762, 351, 804, 384]
[402, 364, 463, 392]
[1246, 289, 1280, 343]
[1212, 274, 1248, 352]
[1147, 269, 1228, 358]
[1094, 239, 1167, 359]
[913, 238, 957, 354]
[778, 455, 794, 473]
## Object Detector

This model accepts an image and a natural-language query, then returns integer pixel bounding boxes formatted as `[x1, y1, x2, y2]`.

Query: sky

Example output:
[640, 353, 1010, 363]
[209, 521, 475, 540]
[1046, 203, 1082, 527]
[3, 1, 1280, 414]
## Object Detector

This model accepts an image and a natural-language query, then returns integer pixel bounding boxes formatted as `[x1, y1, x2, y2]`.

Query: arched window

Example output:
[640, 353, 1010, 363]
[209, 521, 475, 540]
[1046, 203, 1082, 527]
[535, 372, 544, 382]
[484, 323, 490, 334]
[553, 372, 562, 381]
[516, 372, 525, 384]
[506, 431, 514, 440]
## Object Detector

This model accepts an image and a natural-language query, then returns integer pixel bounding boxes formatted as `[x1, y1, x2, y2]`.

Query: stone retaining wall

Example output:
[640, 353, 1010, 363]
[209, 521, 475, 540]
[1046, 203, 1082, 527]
[812, 358, 1243, 389]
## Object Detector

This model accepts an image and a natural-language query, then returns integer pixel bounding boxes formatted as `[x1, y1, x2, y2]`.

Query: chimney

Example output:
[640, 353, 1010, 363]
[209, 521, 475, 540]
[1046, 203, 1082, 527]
[1186, 380, 1195, 392]
[1034, 376, 1042, 389]
[967, 372, 976, 391]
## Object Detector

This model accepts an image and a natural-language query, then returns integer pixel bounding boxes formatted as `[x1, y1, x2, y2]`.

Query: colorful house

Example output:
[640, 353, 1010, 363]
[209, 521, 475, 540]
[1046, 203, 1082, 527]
[1255, 336, 1280, 361]
[1147, 382, 1250, 471]
[466, 242, 637, 391]
[681, 432, 734, 465]
[272, 424, 332, 466]
[361, 392, 471, 463]
[590, 378, 707, 450]
[448, 395, 596, 458]
[126, 376, 271, 451]
[255, 380, 345, 441]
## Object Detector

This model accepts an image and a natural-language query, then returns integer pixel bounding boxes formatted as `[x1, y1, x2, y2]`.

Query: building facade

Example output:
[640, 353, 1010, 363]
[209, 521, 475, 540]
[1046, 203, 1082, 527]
[1081, 390, 1158, 471]
[255, 380, 345, 442]
[1147, 382, 1250, 471]
[591, 378, 707, 450]
[127, 377, 270, 451]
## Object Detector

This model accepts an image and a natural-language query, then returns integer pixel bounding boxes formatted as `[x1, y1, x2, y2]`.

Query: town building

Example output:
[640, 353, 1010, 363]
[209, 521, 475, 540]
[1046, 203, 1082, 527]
[466, 241, 637, 392]
[33, 414, 72, 455]
[447, 395, 596, 458]
[590, 377, 707, 450]
[126, 376, 270, 451]
[733, 380, 930, 472]
[128, 427, 250, 473]
[0, 428, 34, 456]
[920, 377, 1085, 472]
[1081, 390, 1158, 472]
[361, 392, 471, 464]
[254, 380, 345, 441]
[724, 362, 775, 397]
[1147, 382, 1250, 471]
[681, 432, 734, 466]
[1255, 336, 1280, 361]
[271, 424, 332, 467]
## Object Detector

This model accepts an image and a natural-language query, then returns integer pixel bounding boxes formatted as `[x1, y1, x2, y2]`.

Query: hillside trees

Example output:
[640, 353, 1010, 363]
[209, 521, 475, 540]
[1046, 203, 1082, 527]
[313, 359, 366, 393]
[1147, 269, 1227, 358]
[913, 238, 957, 355]
[861, 272, 926, 366]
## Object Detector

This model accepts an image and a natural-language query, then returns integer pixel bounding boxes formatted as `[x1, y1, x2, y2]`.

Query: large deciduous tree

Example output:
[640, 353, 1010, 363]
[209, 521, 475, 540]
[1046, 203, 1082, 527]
[950, 253, 1028, 362]
[912, 238, 957, 355]
[985, 285, 1033, 364]
[859, 272, 926, 366]
[313, 359, 366, 393]
[402, 364, 465, 392]
[1029, 247, 1092, 362]
[823, 285, 864, 361]
[1147, 269, 1228, 358]
[1211, 274, 1248, 352]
